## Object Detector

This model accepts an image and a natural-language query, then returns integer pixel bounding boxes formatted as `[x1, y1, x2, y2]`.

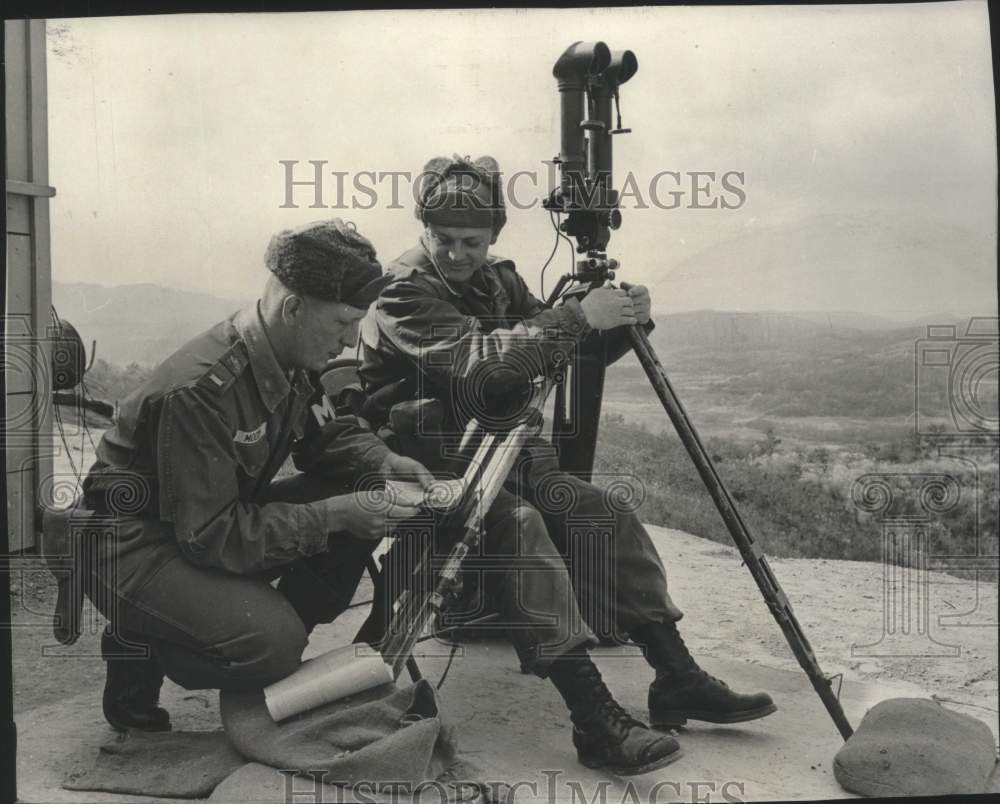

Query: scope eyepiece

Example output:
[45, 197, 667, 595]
[553, 41, 612, 89]
[600, 49, 638, 90]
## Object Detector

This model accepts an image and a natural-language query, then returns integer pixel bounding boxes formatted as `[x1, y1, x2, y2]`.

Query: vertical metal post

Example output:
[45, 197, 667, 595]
[1, 331, 18, 804]
[1, 56, 20, 798]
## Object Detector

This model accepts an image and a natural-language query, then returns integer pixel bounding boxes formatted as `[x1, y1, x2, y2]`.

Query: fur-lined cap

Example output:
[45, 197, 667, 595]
[265, 219, 390, 307]
[415, 155, 506, 238]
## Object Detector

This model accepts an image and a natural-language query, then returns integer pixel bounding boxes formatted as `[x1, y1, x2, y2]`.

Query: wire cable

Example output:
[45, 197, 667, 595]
[52, 399, 81, 485]
[556, 216, 577, 292]
[436, 642, 460, 691]
[79, 378, 101, 452]
[49, 305, 84, 486]
[539, 210, 563, 300]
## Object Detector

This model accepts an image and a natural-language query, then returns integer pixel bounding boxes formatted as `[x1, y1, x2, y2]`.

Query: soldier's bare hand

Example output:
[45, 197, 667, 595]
[379, 453, 435, 490]
[620, 282, 651, 325]
[579, 286, 638, 330]
[322, 493, 421, 542]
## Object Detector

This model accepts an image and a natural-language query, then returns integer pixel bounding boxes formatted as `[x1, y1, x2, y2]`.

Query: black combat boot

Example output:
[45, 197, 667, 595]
[101, 628, 172, 732]
[548, 653, 683, 775]
[633, 621, 777, 729]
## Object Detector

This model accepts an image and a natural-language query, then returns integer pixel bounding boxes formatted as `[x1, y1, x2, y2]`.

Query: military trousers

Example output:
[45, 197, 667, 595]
[85, 474, 379, 692]
[369, 434, 684, 678]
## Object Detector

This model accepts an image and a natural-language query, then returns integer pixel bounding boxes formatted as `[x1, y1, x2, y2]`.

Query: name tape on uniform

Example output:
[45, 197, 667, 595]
[233, 422, 267, 445]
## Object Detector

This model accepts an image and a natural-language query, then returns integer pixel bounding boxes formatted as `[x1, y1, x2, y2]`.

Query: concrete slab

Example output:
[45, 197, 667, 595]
[203, 642, 863, 803]
[15, 624, 999, 803]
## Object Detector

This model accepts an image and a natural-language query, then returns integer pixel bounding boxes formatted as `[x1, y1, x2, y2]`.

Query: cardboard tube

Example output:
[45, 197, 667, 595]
[264, 644, 393, 722]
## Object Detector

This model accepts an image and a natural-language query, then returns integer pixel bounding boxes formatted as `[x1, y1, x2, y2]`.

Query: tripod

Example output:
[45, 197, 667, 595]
[542, 41, 854, 741]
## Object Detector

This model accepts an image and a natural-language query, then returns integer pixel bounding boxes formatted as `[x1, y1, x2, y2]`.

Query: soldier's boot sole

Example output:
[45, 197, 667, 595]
[652, 701, 778, 729]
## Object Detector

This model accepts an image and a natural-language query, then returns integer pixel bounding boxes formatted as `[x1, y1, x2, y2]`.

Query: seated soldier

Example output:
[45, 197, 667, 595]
[80, 219, 432, 732]
[359, 155, 777, 775]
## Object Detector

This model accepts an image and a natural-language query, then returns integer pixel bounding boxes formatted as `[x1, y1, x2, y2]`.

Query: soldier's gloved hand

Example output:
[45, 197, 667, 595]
[378, 453, 435, 490]
[320, 494, 421, 542]
[620, 282, 651, 325]
[579, 284, 638, 330]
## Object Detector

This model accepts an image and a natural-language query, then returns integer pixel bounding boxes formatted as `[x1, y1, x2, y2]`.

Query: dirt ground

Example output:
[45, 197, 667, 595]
[11, 523, 1000, 803]
[11, 529, 1000, 722]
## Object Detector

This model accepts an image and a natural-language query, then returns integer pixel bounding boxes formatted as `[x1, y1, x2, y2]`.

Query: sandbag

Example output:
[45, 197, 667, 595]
[833, 697, 997, 797]
[220, 679, 458, 790]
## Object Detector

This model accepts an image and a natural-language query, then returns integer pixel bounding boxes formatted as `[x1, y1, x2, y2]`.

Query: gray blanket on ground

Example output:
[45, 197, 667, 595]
[63, 730, 246, 798]
[63, 680, 469, 799]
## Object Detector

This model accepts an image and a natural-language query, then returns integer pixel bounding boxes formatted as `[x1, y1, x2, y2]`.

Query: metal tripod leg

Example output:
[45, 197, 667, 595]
[553, 335, 607, 481]
[625, 324, 854, 741]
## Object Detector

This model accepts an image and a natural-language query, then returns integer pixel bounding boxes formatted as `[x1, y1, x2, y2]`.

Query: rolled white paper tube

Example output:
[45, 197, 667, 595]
[264, 643, 393, 722]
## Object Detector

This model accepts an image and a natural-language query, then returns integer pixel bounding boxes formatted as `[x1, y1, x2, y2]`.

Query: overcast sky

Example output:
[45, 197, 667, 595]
[45, 2, 996, 315]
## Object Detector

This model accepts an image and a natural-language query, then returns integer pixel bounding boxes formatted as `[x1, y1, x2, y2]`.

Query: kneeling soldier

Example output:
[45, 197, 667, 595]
[81, 220, 432, 731]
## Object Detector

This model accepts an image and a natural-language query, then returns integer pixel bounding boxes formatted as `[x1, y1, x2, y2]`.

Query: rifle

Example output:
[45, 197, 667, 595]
[542, 40, 854, 741]
[379, 378, 550, 680]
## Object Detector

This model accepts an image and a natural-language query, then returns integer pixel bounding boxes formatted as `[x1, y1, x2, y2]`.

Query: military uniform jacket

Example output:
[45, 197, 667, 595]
[359, 235, 648, 428]
[83, 304, 390, 580]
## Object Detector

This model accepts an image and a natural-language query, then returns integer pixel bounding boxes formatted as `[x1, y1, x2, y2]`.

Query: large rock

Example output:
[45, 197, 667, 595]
[834, 697, 998, 797]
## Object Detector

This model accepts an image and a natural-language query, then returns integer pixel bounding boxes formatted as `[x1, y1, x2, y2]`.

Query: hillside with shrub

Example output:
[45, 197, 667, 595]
[591, 412, 998, 577]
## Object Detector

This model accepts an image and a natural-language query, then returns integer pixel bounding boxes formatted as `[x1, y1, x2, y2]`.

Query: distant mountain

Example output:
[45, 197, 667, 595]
[781, 311, 916, 330]
[53, 281, 253, 366]
[52, 279, 971, 367]
[641, 309, 957, 352]
[610, 313, 950, 420]
[646, 310, 847, 348]
[651, 212, 996, 318]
